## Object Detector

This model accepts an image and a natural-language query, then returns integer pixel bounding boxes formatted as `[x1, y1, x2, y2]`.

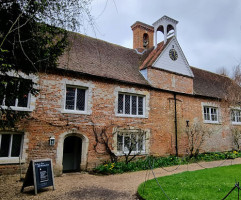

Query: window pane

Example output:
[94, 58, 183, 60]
[76, 88, 85, 111]
[11, 134, 22, 157]
[17, 82, 29, 107]
[65, 87, 75, 110]
[124, 135, 130, 152]
[138, 97, 144, 115]
[131, 96, 137, 115]
[130, 134, 137, 151]
[0, 97, 3, 106]
[211, 108, 217, 121]
[117, 134, 123, 151]
[18, 94, 28, 107]
[125, 95, 130, 114]
[138, 134, 144, 151]
[204, 107, 210, 120]
[0, 134, 11, 157]
[231, 110, 236, 122]
[118, 94, 124, 114]
[0, 82, 5, 106]
[5, 81, 18, 106]
[237, 111, 241, 122]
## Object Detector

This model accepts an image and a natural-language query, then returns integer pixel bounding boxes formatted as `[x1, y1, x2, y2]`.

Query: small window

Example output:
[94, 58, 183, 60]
[0, 79, 30, 109]
[117, 93, 145, 116]
[0, 133, 23, 158]
[203, 106, 218, 123]
[231, 109, 241, 124]
[117, 131, 145, 154]
[65, 86, 86, 111]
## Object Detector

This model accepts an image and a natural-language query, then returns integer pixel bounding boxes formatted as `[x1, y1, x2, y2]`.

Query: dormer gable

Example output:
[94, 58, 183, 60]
[152, 37, 194, 78]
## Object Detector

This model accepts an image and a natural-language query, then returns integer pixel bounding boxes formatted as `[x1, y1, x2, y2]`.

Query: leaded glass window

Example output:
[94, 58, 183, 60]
[65, 86, 86, 111]
[117, 131, 146, 154]
[231, 109, 241, 123]
[0, 79, 30, 108]
[203, 106, 218, 122]
[117, 93, 145, 116]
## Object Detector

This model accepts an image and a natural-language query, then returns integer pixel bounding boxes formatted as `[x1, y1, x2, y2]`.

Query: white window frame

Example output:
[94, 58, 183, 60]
[0, 71, 38, 112]
[0, 81, 31, 111]
[63, 85, 88, 114]
[116, 132, 146, 155]
[0, 133, 23, 161]
[117, 93, 145, 117]
[231, 109, 241, 125]
[203, 106, 219, 124]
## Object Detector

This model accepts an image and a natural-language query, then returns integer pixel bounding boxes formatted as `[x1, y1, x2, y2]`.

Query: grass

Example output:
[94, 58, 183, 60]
[138, 164, 241, 200]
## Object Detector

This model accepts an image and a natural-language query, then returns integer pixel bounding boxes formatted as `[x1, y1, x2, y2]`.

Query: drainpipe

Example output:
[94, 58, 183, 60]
[174, 93, 178, 156]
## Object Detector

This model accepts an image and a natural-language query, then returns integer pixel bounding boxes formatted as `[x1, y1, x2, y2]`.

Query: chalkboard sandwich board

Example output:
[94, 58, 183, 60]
[21, 159, 55, 195]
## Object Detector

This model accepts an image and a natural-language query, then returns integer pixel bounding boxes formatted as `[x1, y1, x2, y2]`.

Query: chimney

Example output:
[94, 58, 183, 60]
[131, 21, 154, 52]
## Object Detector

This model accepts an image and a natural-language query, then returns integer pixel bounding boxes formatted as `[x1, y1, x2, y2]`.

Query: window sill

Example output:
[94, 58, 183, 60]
[203, 120, 221, 125]
[61, 109, 89, 115]
[116, 152, 147, 156]
[0, 158, 25, 164]
[116, 114, 147, 119]
[0, 106, 33, 112]
[232, 122, 241, 126]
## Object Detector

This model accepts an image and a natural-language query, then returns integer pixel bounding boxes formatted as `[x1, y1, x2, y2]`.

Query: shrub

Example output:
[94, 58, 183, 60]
[93, 151, 241, 175]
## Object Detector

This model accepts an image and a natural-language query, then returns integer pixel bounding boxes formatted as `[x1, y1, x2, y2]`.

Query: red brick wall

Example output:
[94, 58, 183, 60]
[132, 23, 154, 50]
[148, 68, 193, 94]
[0, 72, 238, 174]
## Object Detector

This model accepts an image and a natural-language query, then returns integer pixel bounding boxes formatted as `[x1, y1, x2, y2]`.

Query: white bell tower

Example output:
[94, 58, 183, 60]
[153, 15, 178, 48]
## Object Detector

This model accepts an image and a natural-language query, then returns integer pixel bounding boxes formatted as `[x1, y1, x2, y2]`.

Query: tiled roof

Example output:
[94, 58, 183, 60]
[58, 32, 241, 99]
[58, 32, 150, 86]
[191, 67, 241, 99]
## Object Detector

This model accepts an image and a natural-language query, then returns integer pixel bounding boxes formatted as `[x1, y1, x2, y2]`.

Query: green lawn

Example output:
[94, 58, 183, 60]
[138, 164, 241, 200]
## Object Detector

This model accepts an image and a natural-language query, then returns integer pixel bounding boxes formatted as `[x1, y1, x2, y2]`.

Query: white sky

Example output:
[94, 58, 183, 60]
[83, 0, 241, 74]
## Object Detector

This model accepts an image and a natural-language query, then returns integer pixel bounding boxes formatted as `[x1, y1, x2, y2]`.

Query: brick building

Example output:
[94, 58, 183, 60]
[0, 16, 241, 175]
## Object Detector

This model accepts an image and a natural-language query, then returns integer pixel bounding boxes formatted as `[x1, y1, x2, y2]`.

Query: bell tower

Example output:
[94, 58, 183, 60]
[131, 21, 154, 52]
[153, 15, 178, 48]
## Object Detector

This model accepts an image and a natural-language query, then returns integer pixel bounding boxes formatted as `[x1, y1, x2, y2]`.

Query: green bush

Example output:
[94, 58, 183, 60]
[93, 151, 241, 175]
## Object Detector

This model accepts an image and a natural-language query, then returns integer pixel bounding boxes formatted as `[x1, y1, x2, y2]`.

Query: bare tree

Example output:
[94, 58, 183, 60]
[232, 65, 241, 86]
[91, 120, 148, 165]
[216, 65, 240, 87]
[116, 127, 147, 164]
[231, 127, 241, 150]
[91, 120, 118, 163]
[185, 121, 213, 157]
[216, 67, 229, 77]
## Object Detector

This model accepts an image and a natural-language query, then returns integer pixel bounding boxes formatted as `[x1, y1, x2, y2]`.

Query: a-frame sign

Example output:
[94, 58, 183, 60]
[21, 159, 55, 195]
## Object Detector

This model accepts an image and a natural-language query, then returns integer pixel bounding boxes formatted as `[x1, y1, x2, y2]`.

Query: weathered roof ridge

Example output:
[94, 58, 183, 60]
[190, 66, 230, 78]
[69, 31, 136, 52]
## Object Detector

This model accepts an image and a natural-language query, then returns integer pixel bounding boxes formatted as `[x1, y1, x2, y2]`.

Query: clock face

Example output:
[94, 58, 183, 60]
[169, 49, 178, 61]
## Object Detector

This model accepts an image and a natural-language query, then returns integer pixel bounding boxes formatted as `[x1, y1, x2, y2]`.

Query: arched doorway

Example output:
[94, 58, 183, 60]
[63, 136, 82, 172]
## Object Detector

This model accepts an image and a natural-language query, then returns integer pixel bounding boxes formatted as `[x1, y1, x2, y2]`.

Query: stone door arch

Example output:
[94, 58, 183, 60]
[56, 130, 89, 174]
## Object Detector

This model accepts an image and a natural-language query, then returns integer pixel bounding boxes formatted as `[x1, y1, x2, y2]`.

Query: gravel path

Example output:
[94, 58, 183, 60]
[1, 158, 241, 200]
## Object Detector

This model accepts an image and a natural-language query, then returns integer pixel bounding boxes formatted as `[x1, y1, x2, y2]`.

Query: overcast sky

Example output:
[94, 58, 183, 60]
[83, 0, 241, 74]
